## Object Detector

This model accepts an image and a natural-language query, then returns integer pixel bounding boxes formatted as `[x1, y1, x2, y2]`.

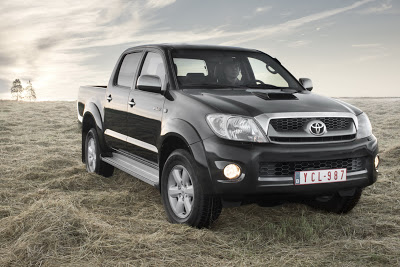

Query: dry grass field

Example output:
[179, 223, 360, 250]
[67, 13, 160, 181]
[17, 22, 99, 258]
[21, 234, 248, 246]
[0, 98, 399, 266]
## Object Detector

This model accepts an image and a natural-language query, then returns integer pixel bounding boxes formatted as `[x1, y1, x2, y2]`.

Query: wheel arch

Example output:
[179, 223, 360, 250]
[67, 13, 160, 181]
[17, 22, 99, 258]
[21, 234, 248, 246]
[81, 102, 108, 163]
[159, 133, 193, 182]
[159, 120, 214, 194]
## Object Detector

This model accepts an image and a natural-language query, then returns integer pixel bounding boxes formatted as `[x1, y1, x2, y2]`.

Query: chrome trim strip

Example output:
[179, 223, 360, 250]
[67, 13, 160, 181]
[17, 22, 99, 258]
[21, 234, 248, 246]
[217, 173, 245, 183]
[258, 177, 293, 182]
[104, 129, 158, 153]
[267, 123, 356, 138]
[254, 112, 358, 144]
[127, 136, 158, 153]
[258, 183, 294, 187]
[105, 129, 126, 141]
[346, 169, 368, 177]
[268, 138, 356, 145]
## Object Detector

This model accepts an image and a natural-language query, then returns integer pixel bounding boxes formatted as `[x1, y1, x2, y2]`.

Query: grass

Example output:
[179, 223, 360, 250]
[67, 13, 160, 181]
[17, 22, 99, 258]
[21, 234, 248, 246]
[0, 99, 399, 266]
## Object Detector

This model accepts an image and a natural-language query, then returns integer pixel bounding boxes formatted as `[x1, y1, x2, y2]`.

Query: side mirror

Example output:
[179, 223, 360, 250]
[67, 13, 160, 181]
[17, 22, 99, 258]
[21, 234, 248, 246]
[137, 75, 162, 93]
[299, 78, 313, 91]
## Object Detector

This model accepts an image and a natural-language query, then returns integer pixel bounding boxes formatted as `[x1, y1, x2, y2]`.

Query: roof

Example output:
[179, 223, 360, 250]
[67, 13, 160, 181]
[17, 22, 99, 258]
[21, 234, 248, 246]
[124, 43, 261, 53]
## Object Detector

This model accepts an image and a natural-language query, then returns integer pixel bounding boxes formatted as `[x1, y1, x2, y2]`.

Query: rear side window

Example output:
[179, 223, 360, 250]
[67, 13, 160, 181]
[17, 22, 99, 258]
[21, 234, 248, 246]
[139, 52, 166, 87]
[117, 52, 142, 87]
[173, 58, 208, 76]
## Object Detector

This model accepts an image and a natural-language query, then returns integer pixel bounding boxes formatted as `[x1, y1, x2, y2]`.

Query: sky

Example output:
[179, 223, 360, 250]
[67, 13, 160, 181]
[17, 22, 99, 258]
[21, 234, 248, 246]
[0, 0, 399, 100]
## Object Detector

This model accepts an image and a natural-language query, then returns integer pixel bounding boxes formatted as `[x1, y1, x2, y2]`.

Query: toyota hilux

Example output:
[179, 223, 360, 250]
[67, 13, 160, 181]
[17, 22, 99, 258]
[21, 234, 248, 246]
[77, 44, 379, 228]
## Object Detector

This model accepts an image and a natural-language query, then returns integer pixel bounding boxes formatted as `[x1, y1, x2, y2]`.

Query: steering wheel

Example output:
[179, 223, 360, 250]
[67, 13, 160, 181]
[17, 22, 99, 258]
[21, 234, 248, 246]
[255, 79, 265, 85]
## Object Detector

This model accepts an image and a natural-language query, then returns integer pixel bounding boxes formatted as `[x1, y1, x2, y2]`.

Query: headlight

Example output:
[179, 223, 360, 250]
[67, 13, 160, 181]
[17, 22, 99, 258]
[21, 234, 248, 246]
[206, 114, 267, 142]
[356, 112, 372, 139]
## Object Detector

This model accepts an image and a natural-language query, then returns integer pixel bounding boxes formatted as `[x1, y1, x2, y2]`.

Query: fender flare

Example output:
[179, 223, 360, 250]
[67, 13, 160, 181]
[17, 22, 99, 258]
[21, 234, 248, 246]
[82, 102, 109, 160]
[83, 102, 103, 131]
[160, 118, 204, 146]
[160, 119, 214, 194]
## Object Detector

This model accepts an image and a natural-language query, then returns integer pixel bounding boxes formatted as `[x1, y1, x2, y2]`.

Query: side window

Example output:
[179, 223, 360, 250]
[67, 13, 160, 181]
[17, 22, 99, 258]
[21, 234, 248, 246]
[173, 58, 208, 76]
[117, 52, 142, 87]
[139, 52, 166, 87]
[248, 57, 289, 87]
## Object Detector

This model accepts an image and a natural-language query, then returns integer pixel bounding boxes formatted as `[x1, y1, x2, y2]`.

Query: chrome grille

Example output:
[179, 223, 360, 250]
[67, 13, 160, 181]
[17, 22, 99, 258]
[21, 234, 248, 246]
[270, 117, 352, 132]
[269, 134, 356, 143]
[259, 157, 364, 177]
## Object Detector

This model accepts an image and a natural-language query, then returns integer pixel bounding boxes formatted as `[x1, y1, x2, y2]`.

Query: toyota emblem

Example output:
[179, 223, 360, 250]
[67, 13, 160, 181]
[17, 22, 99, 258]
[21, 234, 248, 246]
[308, 120, 327, 136]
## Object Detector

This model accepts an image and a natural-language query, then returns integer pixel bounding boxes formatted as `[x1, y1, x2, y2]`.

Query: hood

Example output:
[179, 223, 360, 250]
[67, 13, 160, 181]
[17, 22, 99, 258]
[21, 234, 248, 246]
[182, 89, 362, 117]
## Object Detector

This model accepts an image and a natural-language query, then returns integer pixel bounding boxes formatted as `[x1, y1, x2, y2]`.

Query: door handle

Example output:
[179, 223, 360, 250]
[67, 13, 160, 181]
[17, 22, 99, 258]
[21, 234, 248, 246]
[128, 98, 136, 107]
[107, 94, 112, 102]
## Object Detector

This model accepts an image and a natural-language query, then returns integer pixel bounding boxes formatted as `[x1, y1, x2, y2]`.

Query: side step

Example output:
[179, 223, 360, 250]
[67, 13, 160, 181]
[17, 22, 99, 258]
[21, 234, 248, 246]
[101, 153, 159, 187]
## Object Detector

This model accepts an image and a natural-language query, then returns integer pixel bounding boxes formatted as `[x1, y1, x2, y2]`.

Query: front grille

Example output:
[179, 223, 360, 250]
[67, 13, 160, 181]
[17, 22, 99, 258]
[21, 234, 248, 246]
[269, 134, 356, 143]
[259, 157, 364, 177]
[270, 117, 353, 132]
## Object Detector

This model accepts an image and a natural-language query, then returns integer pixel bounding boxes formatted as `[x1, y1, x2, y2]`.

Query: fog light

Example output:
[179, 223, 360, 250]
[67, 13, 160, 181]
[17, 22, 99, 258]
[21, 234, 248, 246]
[224, 164, 241, 179]
[374, 155, 380, 169]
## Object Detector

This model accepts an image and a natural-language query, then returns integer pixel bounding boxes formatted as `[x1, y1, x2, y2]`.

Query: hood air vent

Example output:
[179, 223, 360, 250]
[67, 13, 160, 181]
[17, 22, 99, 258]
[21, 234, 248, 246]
[252, 92, 298, 101]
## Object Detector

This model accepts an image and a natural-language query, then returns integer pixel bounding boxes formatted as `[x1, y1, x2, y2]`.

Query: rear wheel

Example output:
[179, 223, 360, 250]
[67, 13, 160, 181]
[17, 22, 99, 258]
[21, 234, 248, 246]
[306, 188, 363, 214]
[161, 149, 222, 228]
[85, 128, 114, 177]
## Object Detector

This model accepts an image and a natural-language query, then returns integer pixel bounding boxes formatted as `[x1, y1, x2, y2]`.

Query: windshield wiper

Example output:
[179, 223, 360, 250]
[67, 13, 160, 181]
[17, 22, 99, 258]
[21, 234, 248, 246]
[217, 84, 248, 89]
[181, 83, 246, 89]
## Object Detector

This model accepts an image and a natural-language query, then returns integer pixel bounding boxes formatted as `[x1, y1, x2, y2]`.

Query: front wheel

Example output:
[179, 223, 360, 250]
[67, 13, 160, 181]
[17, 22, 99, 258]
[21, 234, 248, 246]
[161, 149, 222, 228]
[306, 188, 363, 214]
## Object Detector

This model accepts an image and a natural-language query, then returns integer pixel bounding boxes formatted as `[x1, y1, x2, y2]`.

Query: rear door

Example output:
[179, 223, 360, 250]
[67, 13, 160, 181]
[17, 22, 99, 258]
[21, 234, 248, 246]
[125, 50, 167, 163]
[104, 51, 143, 150]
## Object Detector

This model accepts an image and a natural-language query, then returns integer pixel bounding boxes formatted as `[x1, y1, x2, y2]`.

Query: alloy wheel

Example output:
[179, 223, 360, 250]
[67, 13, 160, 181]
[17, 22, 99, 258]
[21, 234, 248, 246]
[167, 165, 194, 219]
[87, 137, 96, 172]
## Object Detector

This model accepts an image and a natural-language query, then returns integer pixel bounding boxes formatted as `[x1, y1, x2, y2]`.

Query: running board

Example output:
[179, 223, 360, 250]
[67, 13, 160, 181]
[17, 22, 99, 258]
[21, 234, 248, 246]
[101, 152, 159, 187]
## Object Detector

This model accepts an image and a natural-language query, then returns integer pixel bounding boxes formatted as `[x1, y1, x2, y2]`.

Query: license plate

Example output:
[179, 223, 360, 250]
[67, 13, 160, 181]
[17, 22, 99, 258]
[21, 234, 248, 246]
[294, 168, 347, 185]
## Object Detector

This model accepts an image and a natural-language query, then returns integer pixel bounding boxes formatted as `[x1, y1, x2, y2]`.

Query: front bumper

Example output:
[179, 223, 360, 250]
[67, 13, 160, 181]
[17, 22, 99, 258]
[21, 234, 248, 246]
[200, 134, 379, 202]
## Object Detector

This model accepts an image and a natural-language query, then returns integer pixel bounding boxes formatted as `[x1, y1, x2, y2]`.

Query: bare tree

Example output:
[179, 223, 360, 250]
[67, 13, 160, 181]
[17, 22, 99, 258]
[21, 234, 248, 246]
[10, 79, 23, 101]
[24, 80, 37, 101]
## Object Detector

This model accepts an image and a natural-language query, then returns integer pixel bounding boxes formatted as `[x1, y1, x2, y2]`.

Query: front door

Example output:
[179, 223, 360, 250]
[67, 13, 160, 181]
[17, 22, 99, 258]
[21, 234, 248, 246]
[104, 51, 143, 150]
[125, 51, 166, 163]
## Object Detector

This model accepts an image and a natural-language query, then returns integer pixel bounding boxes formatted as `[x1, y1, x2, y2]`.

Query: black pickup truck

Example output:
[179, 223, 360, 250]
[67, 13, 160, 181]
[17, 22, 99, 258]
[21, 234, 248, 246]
[77, 44, 379, 228]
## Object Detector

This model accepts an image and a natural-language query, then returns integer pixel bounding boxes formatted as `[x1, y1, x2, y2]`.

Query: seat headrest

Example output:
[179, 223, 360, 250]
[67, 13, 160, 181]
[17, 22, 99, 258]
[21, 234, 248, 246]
[214, 64, 224, 82]
[186, 73, 205, 83]
[186, 73, 205, 78]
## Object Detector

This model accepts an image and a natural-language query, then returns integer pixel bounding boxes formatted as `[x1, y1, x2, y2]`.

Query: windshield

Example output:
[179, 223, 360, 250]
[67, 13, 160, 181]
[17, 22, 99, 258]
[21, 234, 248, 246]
[171, 49, 302, 90]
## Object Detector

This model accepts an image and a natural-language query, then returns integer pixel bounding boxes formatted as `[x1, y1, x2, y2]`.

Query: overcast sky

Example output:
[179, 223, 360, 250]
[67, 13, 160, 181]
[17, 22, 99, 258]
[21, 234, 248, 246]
[0, 0, 398, 100]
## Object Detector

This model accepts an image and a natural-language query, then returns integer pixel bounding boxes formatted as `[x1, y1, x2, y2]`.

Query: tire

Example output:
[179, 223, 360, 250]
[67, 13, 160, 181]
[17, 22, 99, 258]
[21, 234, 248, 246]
[85, 128, 114, 177]
[161, 149, 222, 228]
[306, 188, 363, 214]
